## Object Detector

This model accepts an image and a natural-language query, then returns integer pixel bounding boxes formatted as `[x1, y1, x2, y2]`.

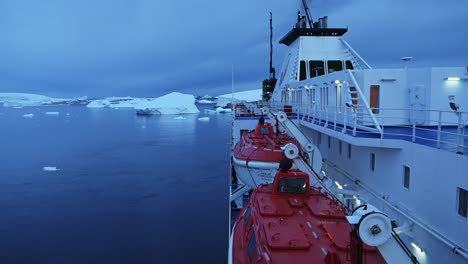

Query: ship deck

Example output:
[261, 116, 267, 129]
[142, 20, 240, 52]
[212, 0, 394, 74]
[234, 114, 468, 155]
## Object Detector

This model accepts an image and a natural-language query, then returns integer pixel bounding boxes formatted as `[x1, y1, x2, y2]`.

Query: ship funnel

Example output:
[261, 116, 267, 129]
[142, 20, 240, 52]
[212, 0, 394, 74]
[323, 16, 328, 28]
[318, 17, 323, 28]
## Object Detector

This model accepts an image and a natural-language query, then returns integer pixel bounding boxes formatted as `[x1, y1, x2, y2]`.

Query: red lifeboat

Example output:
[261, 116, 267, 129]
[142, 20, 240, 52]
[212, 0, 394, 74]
[232, 117, 301, 188]
[231, 170, 387, 264]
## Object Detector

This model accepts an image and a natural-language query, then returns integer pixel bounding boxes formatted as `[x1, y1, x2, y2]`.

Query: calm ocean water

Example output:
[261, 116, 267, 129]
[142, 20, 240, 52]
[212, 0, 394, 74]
[0, 104, 230, 264]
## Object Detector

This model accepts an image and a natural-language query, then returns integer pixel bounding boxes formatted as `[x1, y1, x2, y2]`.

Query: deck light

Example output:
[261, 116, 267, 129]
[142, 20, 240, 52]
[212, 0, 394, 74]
[321, 170, 327, 177]
[334, 181, 343, 189]
[334, 80, 340, 84]
[446, 77, 461, 81]
[411, 242, 424, 252]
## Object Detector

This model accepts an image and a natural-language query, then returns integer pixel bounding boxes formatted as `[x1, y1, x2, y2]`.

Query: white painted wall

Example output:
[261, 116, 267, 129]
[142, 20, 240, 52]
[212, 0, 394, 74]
[300, 126, 468, 251]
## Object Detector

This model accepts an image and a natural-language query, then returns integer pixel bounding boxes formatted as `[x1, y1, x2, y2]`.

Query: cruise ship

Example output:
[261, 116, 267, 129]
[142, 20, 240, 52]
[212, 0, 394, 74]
[229, 2, 468, 263]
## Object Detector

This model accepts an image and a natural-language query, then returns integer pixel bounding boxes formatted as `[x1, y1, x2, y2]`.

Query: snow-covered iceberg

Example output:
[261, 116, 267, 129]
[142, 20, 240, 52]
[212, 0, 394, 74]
[134, 92, 199, 115]
[216, 89, 262, 107]
[87, 92, 199, 115]
[86, 97, 150, 108]
[0, 93, 89, 107]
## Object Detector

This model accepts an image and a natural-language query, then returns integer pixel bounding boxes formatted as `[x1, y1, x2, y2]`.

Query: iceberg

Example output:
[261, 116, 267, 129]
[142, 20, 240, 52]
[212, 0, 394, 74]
[198, 117, 210, 121]
[87, 92, 199, 115]
[216, 89, 262, 107]
[0, 93, 89, 107]
[43, 166, 59, 171]
[23, 113, 34, 118]
[133, 92, 199, 115]
[45, 112, 60, 115]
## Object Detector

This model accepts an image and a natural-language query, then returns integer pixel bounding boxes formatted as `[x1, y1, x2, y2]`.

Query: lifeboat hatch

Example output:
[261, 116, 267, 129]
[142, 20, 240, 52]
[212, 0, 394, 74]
[263, 218, 310, 250]
[257, 194, 294, 216]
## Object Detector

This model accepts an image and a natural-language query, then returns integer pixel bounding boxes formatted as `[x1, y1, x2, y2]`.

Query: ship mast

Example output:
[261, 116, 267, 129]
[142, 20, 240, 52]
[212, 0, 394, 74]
[300, 0, 314, 28]
[262, 12, 277, 101]
[269, 12, 275, 80]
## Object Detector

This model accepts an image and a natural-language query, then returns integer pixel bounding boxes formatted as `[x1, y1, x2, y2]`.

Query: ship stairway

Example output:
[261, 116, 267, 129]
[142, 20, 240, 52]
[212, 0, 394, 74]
[343, 69, 382, 134]
[340, 38, 372, 70]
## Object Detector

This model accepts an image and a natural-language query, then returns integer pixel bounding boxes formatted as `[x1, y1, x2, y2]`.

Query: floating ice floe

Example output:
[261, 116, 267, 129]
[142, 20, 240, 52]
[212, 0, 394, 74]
[43, 166, 59, 171]
[23, 113, 34, 118]
[45, 112, 60, 115]
[174, 116, 187, 120]
[216, 107, 232, 113]
[198, 117, 210, 121]
[204, 109, 217, 114]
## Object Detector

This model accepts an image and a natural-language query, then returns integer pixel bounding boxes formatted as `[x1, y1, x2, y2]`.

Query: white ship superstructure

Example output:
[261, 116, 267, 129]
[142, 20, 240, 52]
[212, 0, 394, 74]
[267, 10, 468, 264]
[230, 5, 467, 264]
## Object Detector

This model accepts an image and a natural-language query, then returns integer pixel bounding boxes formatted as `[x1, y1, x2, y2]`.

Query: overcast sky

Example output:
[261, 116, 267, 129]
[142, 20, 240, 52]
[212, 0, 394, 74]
[0, 0, 467, 98]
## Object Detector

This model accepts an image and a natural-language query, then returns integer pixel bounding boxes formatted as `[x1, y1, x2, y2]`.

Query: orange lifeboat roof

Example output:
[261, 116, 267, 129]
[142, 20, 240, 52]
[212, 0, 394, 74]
[232, 170, 386, 264]
[233, 122, 300, 163]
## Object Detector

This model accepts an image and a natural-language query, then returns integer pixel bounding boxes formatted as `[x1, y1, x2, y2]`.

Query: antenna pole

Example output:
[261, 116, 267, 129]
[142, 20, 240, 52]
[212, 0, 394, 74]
[269, 12, 275, 79]
[301, 0, 314, 28]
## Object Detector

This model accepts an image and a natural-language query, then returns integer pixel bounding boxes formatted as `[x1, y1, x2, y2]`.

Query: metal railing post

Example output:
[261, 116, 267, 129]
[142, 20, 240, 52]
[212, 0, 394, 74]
[353, 111, 357, 136]
[437, 111, 442, 149]
[343, 108, 347, 133]
[412, 109, 416, 142]
[334, 107, 337, 131]
[457, 112, 464, 154]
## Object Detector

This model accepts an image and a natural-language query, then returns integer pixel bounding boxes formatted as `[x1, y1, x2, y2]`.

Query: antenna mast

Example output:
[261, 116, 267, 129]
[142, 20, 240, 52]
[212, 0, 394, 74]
[269, 12, 275, 79]
[301, 0, 314, 28]
[262, 12, 277, 101]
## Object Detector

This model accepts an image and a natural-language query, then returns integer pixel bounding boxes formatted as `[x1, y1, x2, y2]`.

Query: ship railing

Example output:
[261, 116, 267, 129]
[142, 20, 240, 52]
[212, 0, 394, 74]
[339, 38, 372, 70]
[269, 102, 467, 155]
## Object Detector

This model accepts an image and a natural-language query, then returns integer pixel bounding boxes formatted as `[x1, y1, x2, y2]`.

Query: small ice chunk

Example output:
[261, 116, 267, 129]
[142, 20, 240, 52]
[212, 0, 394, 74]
[141, 125, 146, 128]
[216, 107, 232, 113]
[66, 113, 70, 116]
[43, 166, 59, 171]
[13, 106, 23, 109]
[174, 116, 187, 120]
[23, 113, 34, 118]
[198, 117, 210, 121]
[45, 112, 60, 115]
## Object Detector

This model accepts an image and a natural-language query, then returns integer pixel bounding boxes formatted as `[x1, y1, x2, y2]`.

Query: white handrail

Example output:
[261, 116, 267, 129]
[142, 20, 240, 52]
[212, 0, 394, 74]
[346, 70, 382, 133]
[340, 38, 372, 69]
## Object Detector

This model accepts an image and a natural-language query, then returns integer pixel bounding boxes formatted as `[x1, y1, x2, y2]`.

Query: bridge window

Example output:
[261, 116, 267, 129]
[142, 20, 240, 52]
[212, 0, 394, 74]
[300, 60, 307, 81]
[309, 61, 325, 77]
[260, 127, 271, 135]
[458, 187, 468, 218]
[345, 60, 354, 70]
[278, 177, 307, 194]
[348, 144, 352, 159]
[339, 140, 342, 155]
[403, 166, 410, 189]
[371, 153, 375, 171]
[327, 60, 343, 73]
[318, 132, 322, 145]
[328, 136, 331, 149]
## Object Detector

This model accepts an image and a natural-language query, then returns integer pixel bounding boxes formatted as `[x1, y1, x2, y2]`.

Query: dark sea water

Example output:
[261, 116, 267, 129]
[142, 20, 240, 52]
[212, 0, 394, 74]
[0, 104, 231, 264]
